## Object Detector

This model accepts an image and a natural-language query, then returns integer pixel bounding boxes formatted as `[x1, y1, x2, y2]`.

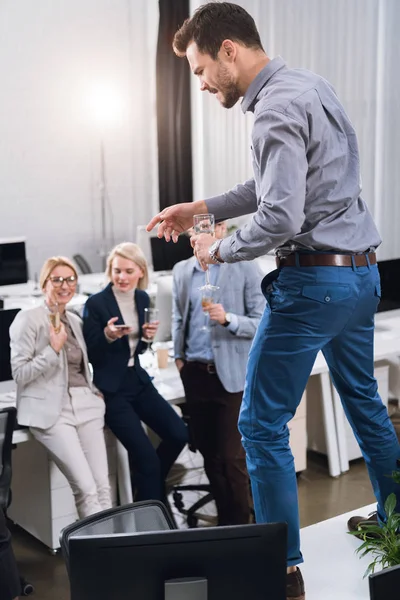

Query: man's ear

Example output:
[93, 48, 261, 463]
[220, 39, 236, 61]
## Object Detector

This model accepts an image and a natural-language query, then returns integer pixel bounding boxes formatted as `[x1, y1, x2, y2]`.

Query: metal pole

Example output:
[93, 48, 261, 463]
[99, 139, 107, 270]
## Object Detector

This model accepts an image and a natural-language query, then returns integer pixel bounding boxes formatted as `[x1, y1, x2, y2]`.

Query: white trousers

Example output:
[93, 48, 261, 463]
[30, 387, 112, 519]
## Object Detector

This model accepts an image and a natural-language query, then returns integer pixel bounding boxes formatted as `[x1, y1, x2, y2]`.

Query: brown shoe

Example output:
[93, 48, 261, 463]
[347, 511, 380, 540]
[286, 567, 305, 600]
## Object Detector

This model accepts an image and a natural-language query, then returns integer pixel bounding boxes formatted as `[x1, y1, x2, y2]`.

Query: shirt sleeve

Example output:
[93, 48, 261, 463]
[217, 109, 308, 262]
[205, 178, 258, 220]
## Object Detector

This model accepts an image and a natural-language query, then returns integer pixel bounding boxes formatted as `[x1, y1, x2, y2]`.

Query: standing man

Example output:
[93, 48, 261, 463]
[173, 221, 264, 526]
[147, 3, 400, 599]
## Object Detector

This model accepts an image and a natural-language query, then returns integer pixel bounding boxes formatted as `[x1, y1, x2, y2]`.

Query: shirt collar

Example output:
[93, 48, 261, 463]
[241, 56, 287, 114]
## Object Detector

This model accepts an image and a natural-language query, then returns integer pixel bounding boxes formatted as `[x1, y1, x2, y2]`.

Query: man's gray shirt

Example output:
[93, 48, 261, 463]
[205, 57, 381, 262]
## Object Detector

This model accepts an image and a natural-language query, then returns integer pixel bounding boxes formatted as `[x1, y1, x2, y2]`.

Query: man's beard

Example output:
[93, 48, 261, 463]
[214, 64, 241, 109]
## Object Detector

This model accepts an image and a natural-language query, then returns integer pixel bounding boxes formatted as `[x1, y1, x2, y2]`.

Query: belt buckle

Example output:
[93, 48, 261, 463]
[207, 363, 216, 375]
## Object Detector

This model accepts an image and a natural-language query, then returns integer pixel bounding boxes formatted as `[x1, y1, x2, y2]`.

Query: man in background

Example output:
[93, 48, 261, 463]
[172, 221, 265, 525]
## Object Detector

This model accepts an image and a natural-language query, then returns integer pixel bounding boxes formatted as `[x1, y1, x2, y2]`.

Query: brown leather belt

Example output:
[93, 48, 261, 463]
[276, 252, 377, 268]
[187, 361, 217, 375]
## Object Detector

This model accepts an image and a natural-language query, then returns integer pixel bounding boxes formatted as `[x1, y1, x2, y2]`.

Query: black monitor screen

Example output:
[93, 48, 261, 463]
[0, 308, 20, 382]
[69, 523, 287, 600]
[377, 259, 400, 312]
[150, 235, 193, 272]
[369, 563, 400, 599]
[0, 241, 28, 286]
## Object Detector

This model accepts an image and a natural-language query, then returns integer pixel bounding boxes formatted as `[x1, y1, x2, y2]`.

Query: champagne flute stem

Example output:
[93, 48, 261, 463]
[205, 269, 210, 287]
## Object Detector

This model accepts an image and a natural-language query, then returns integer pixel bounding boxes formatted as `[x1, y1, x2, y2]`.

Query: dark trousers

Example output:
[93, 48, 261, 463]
[180, 361, 251, 526]
[104, 367, 188, 502]
[0, 507, 20, 600]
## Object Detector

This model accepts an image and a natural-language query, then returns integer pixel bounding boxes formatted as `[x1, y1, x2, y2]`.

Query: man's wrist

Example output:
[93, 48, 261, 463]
[209, 239, 224, 264]
[222, 312, 232, 327]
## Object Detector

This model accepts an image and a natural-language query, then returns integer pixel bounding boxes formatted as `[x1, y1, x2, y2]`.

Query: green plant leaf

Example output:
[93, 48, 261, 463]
[384, 493, 397, 519]
[391, 470, 400, 485]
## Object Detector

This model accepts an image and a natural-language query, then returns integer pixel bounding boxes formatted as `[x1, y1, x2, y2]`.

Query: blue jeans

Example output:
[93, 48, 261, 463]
[238, 259, 400, 566]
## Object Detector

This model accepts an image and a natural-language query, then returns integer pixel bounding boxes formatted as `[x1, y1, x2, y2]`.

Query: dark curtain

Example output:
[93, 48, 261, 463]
[156, 0, 193, 210]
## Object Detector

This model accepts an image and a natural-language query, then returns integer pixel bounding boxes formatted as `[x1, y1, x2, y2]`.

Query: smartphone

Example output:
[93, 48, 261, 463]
[114, 324, 131, 330]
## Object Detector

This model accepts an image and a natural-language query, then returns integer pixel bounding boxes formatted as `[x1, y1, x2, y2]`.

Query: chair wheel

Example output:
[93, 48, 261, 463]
[172, 491, 185, 512]
[20, 577, 35, 596]
[187, 514, 198, 528]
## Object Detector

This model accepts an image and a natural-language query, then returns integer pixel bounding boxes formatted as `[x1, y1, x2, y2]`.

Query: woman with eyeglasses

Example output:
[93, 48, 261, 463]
[9, 257, 112, 518]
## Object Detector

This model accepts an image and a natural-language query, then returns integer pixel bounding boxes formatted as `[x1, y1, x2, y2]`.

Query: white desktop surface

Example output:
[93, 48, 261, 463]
[2, 293, 89, 311]
[301, 503, 376, 600]
[0, 280, 38, 297]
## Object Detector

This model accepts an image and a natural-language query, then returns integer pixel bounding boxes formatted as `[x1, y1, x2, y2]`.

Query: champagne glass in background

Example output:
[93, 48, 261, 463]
[47, 302, 60, 333]
[143, 307, 159, 350]
[193, 213, 219, 291]
[200, 289, 214, 331]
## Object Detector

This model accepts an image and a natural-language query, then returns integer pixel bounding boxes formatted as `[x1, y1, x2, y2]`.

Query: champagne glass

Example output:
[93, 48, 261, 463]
[193, 213, 219, 292]
[143, 307, 159, 352]
[47, 301, 60, 333]
[200, 290, 214, 331]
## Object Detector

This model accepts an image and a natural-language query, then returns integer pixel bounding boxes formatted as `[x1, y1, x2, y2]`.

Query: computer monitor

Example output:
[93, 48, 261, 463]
[69, 522, 287, 600]
[369, 563, 400, 599]
[150, 235, 193, 272]
[0, 238, 28, 286]
[0, 308, 20, 382]
[377, 258, 400, 312]
[153, 275, 173, 343]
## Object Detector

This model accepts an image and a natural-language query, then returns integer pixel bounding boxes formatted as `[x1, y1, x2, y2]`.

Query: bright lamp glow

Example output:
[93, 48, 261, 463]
[87, 84, 125, 128]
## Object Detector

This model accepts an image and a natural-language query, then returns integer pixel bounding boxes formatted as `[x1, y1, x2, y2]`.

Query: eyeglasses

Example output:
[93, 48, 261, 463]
[49, 276, 77, 288]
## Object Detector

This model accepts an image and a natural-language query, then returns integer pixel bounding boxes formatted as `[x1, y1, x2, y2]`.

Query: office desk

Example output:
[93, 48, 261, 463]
[0, 362, 185, 551]
[301, 503, 376, 599]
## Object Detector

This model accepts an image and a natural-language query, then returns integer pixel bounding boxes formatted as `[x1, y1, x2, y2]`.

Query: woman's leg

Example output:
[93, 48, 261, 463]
[133, 382, 188, 481]
[69, 387, 112, 510]
[30, 401, 102, 518]
[104, 393, 166, 501]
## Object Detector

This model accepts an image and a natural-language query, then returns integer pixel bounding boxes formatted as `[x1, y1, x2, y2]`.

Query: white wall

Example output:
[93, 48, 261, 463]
[190, 0, 400, 261]
[0, 0, 159, 277]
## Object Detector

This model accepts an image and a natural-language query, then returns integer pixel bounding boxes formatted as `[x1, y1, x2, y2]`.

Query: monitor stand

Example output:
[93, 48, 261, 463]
[165, 577, 207, 600]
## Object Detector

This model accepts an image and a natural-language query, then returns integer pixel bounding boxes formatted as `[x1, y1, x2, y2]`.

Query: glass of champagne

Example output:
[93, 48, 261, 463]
[143, 307, 159, 350]
[193, 213, 219, 292]
[200, 290, 214, 331]
[47, 302, 60, 333]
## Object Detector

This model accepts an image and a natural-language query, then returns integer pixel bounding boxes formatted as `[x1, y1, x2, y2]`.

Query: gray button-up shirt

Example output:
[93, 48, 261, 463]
[205, 57, 381, 262]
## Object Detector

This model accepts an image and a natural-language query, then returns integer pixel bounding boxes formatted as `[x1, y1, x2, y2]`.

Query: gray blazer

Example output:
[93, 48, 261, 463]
[172, 257, 266, 393]
[10, 305, 97, 429]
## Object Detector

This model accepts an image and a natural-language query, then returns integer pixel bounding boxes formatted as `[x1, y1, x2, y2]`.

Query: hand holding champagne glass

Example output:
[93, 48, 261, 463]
[142, 307, 160, 346]
[193, 213, 219, 292]
[200, 290, 214, 331]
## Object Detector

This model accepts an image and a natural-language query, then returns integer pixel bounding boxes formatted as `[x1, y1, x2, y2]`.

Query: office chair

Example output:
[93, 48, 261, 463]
[60, 500, 175, 575]
[170, 408, 214, 528]
[0, 407, 35, 596]
[72, 254, 92, 274]
[171, 408, 255, 528]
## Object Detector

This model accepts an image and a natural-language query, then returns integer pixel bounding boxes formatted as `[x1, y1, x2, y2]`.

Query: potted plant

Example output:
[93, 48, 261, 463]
[350, 470, 400, 577]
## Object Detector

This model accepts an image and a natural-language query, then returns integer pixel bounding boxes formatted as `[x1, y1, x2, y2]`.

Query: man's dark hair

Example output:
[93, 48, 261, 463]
[173, 2, 264, 59]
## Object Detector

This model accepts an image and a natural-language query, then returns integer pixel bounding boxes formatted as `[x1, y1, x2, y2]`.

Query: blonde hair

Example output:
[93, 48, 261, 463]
[39, 256, 78, 290]
[106, 242, 149, 290]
